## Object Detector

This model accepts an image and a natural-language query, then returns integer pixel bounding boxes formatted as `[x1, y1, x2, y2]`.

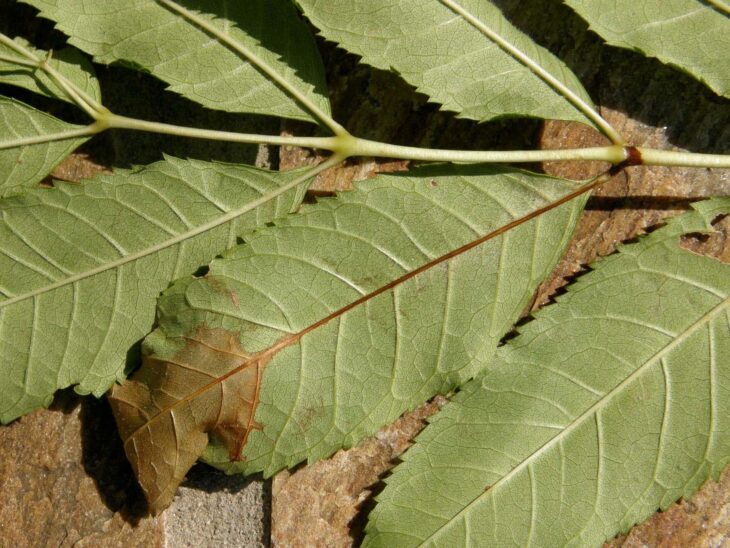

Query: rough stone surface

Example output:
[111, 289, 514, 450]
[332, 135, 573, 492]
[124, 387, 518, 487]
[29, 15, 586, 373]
[0, 395, 163, 547]
[271, 397, 448, 548]
[165, 468, 270, 548]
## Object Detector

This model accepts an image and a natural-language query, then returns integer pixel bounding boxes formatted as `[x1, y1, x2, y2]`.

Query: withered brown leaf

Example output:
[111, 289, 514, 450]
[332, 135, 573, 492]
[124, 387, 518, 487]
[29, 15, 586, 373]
[109, 326, 266, 513]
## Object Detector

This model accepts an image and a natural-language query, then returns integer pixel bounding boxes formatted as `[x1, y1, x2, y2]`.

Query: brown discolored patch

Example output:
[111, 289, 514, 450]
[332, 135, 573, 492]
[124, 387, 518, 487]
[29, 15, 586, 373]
[109, 325, 269, 514]
[295, 397, 326, 433]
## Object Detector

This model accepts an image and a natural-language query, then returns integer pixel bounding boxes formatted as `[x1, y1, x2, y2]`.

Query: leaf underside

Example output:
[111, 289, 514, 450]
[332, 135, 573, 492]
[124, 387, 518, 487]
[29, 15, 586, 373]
[364, 198, 730, 547]
[110, 165, 588, 513]
[298, 0, 594, 124]
[0, 39, 101, 196]
[0, 37, 101, 103]
[566, 0, 730, 97]
[20, 0, 330, 122]
[0, 157, 308, 423]
[0, 96, 88, 197]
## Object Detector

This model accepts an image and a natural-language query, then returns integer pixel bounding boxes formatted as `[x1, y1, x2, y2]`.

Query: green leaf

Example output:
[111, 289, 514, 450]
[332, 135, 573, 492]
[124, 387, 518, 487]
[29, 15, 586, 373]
[110, 165, 587, 513]
[364, 198, 730, 547]
[20, 0, 330, 122]
[566, 0, 730, 98]
[0, 96, 89, 197]
[0, 37, 101, 103]
[0, 157, 309, 423]
[297, 0, 594, 124]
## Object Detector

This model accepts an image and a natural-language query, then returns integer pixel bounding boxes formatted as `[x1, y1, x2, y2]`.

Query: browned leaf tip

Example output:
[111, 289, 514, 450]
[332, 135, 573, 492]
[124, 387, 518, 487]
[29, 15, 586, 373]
[108, 326, 264, 514]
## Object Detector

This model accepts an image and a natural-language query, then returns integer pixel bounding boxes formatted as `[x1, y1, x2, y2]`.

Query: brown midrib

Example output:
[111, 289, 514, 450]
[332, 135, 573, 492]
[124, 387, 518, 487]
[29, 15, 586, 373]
[124, 178, 600, 444]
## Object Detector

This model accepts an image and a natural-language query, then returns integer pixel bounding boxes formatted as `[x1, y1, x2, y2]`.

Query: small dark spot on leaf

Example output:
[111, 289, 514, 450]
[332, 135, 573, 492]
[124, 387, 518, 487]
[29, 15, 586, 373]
[643, 222, 667, 235]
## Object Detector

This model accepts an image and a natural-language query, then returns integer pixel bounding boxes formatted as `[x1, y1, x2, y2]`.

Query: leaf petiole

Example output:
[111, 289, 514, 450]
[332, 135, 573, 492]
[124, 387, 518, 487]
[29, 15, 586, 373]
[102, 114, 341, 150]
[638, 147, 730, 169]
[5, 111, 730, 170]
[705, 0, 730, 15]
[0, 53, 38, 68]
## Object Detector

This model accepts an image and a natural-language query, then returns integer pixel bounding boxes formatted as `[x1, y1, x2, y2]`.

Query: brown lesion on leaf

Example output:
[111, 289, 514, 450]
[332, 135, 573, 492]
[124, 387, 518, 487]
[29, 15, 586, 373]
[198, 274, 242, 310]
[109, 325, 273, 514]
[109, 166, 605, 514]
[211, 353, 267, 462]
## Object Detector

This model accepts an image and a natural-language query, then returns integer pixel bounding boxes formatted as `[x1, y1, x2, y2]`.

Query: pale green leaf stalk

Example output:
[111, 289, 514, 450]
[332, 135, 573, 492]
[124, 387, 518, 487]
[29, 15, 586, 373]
[297, 0, 617, 140]
[0, 157, 320, 423]
[566, 0, 730, 98]
[365, 198, 730, 547]
[136, 165, 587, 481]
[0, 96, 91, 196]
[20, 0, 331, 123]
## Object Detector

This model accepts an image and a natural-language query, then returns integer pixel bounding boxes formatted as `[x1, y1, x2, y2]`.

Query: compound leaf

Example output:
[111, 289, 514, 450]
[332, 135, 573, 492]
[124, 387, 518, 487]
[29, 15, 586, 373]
[297, 0, 594, 124]
[566, 0, 730, 97]
[364, 198, 730, 547]
[21, 0, 330, 122]
[0, 157, 309, 423]
[110, 165, 587, 513]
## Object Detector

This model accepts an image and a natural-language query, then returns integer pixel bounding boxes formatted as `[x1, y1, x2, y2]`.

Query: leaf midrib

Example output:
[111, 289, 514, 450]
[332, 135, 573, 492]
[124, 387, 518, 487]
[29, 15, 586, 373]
[438, 0, 613, 139]
[124, 181, 596, 445]
[417, 292, 730, 547]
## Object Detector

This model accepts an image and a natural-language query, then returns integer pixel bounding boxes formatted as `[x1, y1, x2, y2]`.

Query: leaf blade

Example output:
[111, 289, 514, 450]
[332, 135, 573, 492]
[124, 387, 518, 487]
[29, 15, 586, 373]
[0, 96, 89, 197]
[111, 165, 589, 513]
[21, 0, 330, 122]
[364, 199, 730, 547]
[297, 0, 595, 125]
[566, 0, 730, 97]
[0, 37, 101, 103]
[0, 157, 309, 423]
